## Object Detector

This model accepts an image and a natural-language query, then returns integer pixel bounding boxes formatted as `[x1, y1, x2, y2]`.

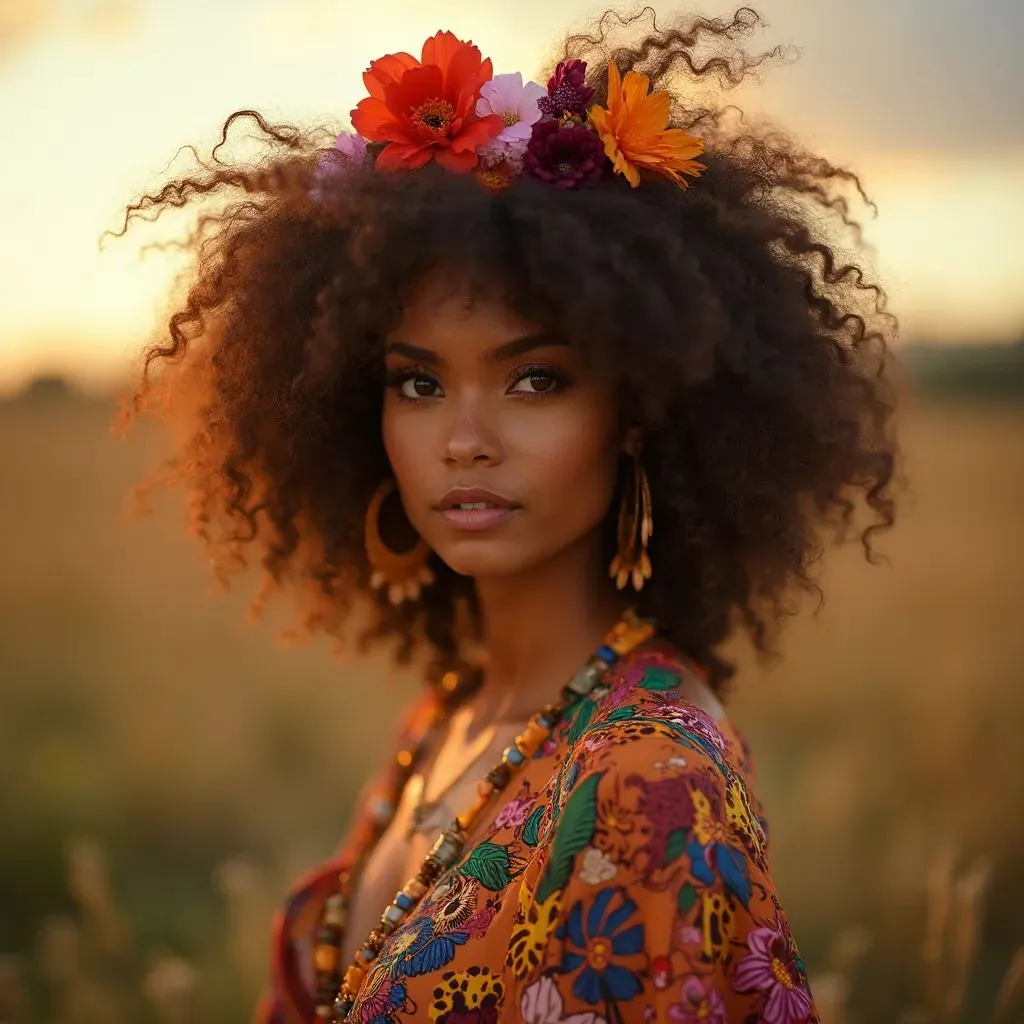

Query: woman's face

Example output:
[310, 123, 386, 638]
[382, 273, 621, 583]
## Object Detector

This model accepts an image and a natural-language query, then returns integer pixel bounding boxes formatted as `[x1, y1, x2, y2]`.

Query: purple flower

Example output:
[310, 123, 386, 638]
[734, 928, 812, 1024]
[668, 978, 727, 1024]
[538, 59, 595, 117]
[523, 120, 606, 189]
[310, 131, 368, 201]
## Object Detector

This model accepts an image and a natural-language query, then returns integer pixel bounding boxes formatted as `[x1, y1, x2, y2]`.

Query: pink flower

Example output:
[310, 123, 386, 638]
[668, 978, 727, 1024]
[476, 72, 545, 142]
[521, 975, 605, 1024]
[734, 928, 812, 1024]
[494, 786, 533, 830]
[649, 703, 727, 751]
[311, 131, 368, 200]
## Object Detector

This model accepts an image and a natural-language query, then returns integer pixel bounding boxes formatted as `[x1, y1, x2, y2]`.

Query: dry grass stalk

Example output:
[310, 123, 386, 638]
[994, 947, 1024, 1023]
[943, 856, 993, 1020]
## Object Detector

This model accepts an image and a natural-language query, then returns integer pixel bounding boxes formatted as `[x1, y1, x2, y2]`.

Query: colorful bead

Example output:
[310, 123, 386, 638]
[596, 643, 617, 663]
[565, 663, 600, 695]
[487, 764, 513, 789]
[456, 791, 491, 831]
[394, 891, 415, 911]
[502, 744, 526, 767]
[381, 904, 406, 927]
[428, 829, 464, 867]
[396, 748, 413, 768]
[403, 879, 427, 900]
[343, 965, 366, 991]
[313, 944, 338, 973]
[475, 778, 495, 799]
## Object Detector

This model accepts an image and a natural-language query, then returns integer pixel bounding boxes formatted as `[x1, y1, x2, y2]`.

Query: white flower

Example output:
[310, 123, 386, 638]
[578, 846, 617, 885]
[521, 974, 607, 1024]
[476, 72, 546, 142]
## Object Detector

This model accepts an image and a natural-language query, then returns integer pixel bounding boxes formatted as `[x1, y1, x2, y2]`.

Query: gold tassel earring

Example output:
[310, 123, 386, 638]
[364, 478, 435, 605]
[609, 435, 653, 592]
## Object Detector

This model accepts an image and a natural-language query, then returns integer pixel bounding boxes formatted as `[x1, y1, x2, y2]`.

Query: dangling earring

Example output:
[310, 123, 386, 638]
[364, 478, 435, 605]
[609, 434, 653, 592]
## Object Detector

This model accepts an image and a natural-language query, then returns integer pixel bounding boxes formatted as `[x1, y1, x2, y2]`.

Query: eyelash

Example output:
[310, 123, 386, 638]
[385, 364, 570, 401]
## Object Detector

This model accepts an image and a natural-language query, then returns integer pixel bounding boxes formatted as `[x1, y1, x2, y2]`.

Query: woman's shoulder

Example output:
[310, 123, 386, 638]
[563, 638, 757, 785]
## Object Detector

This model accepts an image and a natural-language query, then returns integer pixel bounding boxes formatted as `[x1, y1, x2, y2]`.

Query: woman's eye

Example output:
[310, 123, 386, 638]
[398, 376, 441, 399]
[509, 372, 560, 395]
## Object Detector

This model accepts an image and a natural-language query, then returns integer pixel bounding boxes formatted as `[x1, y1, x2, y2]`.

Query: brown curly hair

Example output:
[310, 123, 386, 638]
[111, 7, 898, 693]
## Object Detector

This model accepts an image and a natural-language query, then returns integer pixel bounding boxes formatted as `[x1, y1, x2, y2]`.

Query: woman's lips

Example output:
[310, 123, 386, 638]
[435, 488, 520, 531]
[439, 504, 519, 530]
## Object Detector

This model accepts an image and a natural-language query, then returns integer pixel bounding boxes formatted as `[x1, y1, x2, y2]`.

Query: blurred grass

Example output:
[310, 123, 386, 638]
[1, 382, 1022, 1022]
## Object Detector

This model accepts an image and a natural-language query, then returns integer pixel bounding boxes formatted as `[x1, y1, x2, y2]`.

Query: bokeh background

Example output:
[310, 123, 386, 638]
[1, 1, 1022, 1022]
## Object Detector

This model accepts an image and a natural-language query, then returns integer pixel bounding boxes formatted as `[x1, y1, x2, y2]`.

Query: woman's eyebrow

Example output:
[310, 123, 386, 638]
[483, 331, 567, 363]
[384, 341, 444, 366]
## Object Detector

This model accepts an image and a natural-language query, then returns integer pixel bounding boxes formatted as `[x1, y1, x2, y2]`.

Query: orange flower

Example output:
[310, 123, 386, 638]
[588, 61, 705, 188]
[350, 31, 503, 173]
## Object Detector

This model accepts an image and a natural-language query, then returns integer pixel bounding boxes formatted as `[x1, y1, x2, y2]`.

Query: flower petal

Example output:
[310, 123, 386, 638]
[586, 887, 616, 937]
[571, 966, 604, 1006]
[421, 30, 475, 74]
[610, 922, 644, 956]
[433, 144, 478, 173]
[362, 52, 418, 100]
[448, 114, 502, 153]
[601, 963, 644, 1001]
[374, 142, 435, 172]
[350, 96, 403, 140]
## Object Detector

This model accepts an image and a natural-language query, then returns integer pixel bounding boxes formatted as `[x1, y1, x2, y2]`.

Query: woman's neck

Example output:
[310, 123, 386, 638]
[470, 531, 627, 720]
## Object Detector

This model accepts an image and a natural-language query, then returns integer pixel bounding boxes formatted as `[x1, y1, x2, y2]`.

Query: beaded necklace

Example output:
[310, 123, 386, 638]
[313, 609, 656, 1023]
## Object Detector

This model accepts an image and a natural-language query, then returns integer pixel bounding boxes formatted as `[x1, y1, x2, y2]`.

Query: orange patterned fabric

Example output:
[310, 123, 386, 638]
[259, 641, 819, 1023]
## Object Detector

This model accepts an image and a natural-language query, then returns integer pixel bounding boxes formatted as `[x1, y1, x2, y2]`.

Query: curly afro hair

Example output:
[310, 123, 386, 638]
[112, 7, 898, 694]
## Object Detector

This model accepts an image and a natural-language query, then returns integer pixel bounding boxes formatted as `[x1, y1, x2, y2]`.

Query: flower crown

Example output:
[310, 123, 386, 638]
[320, 30, 705, 192]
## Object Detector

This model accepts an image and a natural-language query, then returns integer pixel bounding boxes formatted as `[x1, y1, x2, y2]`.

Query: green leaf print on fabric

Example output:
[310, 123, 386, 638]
[605, 705, 637, 723]
[565, 698, 596, 745]
[460, 842, 512, 890]
[640, 667, 680, 691]
[665, 826, 689, 865]
[522, 806, 543, 847]
[677, 882, 699, 915]
[536, 772, 602, 904]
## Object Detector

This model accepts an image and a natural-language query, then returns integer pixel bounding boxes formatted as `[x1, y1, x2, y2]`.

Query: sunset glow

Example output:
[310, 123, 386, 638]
[2, 0, 1022, 394]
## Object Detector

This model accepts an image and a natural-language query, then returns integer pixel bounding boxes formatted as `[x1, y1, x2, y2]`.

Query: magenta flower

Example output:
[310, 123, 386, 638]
[668, 978, 727, 1024]
[538, 58, 595, 116]
[523, 120, 606, 189]
[494, 791, 533, 830]
[734, 928, 812, 1024]
[311, 131, 368, 200]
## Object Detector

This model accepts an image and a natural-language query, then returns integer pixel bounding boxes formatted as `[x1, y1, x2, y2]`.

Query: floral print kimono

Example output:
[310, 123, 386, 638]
[258, 641, 818, 1023]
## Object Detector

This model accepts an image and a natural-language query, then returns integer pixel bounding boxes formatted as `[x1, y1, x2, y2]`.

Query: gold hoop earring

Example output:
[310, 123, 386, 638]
[364, 479, 435, 605]
[609, 437, 653, 592]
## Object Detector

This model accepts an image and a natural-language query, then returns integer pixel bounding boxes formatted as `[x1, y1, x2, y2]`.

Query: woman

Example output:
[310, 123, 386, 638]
[115, 8, 896, 1023]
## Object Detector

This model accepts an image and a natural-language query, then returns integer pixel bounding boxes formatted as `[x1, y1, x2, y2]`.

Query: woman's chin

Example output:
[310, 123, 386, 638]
[433, 542, 538, 582]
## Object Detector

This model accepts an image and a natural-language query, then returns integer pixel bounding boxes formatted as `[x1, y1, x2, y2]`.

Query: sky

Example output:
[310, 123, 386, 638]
[1, 0, 1022, 393]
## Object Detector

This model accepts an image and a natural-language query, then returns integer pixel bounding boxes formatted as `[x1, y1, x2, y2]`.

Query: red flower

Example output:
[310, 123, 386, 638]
[537, 59, 595, 117]
[350, 31, 503, 173]
[523, 120, 606, 189]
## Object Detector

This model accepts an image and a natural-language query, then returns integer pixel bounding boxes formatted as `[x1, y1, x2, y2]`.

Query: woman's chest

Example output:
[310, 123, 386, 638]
[340, 724, 551, 968]
[346, 754, 567, 1022]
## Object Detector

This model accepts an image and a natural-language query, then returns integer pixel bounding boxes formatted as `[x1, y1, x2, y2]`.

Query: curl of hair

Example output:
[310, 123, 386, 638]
[112, 7, 899, 694]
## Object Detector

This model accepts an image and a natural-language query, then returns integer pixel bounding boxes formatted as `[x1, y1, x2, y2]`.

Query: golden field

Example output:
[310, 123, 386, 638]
[0, 387, 1021, 1023]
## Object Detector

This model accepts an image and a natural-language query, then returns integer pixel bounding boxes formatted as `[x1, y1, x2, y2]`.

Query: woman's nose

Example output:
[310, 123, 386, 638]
[443, 398, 503, 469]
